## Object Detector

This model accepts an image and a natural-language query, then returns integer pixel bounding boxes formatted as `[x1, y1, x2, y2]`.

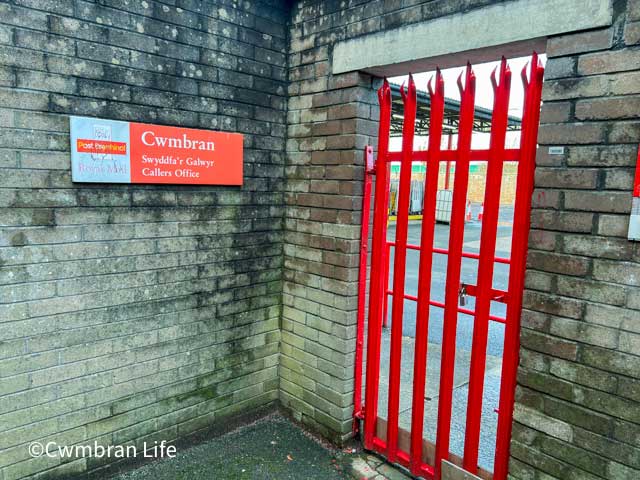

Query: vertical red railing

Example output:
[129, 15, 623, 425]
[434, 64, 476, 479]
[386, 75, 417, 463]
[463, 57, 512, 474]
[354, 146, 375, 433]
[493, 54, 544, 480]
[382, 160, 392, 328]
[363, 80, 392, 450]
[409, 69, 444, 476]
[382, 241, 391, 328]
[444, 134, 453, 190]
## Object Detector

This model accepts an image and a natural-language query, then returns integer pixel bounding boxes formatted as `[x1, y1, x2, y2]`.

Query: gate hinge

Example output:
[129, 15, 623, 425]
[365, 146, 376, 174]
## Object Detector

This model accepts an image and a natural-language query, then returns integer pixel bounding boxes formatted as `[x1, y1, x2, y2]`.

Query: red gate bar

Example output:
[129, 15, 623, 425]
[363, 79, 392, 450]
[385, 288, 507, 324]
[372, 436, 430, 475]
[444, 134, 453, 190]
[387, 241, 511, 264]
[386, 148, 520, 162]
[354, 146, 375, 432]
[380, 156, 392, 329]
[463, 57, 512, 473]
[386, 75, 418, 463]
[384, 242, 511, 325]
[382, 241, 391, 328]
[410, 69, 445, 476]
[493, 55, 544, 480]
[386, 280, 508, 307]
[435, 63, 476, 479]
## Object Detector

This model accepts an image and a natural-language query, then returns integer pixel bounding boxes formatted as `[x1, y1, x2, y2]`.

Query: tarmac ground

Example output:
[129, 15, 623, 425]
[111, 414, 410, 480]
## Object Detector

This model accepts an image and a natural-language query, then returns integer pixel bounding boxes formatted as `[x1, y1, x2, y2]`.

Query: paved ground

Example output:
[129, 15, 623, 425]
[368, 205, 514, 472]
[111, 414, 410, 480]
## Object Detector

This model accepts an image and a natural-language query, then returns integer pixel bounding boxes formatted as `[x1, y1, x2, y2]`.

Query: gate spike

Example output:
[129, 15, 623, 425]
[521, 63, 530, 88]
[491, 57, 511, 91]
[457, 71, 465, 95]
[500, 55, 508, 74]
[458, 62, 476, 96]
[501, 56, 512, 86]
[378, 77, 390, 104]
[490, 66, 499, 90]
[467, 63, 476, 95]
[428, 67, 444, 97]
[401, 74, 416, 104]
[435, 67, 444, 97]
[465, 62, 476, 98]
[536, 55, 545, 79]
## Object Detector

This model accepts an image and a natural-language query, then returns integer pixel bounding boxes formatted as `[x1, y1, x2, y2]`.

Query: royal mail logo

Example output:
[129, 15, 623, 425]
[70, 116, 243, 186]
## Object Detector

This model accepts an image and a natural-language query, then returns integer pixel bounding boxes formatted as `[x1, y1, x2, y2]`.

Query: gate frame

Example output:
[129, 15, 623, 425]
[354, 55, 545, 480]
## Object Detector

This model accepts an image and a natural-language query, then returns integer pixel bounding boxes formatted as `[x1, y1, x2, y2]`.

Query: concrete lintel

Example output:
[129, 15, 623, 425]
[332, 0, 613, 76]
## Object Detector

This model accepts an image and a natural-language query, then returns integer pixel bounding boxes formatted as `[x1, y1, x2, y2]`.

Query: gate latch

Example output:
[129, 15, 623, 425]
[458, 283, 467, 306]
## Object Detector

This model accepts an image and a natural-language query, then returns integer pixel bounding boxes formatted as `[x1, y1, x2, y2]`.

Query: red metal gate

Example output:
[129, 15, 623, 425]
[353, 55, 544, 479]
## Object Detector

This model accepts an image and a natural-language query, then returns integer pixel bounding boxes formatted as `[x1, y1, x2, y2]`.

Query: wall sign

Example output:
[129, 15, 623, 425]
[629, 146, 640, 241]
[548, 146, 565, 155]
[70, 116, 243, 185]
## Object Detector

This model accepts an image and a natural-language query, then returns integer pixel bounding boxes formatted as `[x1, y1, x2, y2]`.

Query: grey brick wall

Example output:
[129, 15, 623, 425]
[282, 0, 377, 444]
[0, 1, 286, 479]
[2, 1, 640, 479]
[282, 0, 498, 444]
[511, 2, 640, 479]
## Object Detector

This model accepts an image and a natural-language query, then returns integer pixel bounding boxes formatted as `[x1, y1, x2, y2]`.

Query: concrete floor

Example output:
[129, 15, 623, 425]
[368, 206, 513, 472]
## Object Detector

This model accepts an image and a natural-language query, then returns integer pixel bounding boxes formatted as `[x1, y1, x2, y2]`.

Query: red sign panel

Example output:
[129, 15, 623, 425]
[129, 122, 242, 185]
[70, 116, 243, 185]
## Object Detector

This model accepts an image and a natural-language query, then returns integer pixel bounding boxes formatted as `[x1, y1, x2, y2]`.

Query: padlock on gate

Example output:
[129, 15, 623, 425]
[458, 283, 467, 306]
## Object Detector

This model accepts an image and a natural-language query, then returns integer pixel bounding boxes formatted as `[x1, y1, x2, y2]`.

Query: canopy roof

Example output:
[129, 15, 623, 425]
[389, 82, 522, 137]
